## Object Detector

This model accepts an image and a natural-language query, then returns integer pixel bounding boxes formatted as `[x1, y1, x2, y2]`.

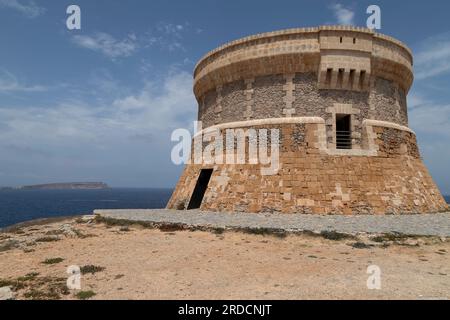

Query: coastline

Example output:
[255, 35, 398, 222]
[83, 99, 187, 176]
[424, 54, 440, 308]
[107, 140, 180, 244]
[0, 216, 78, 233]
[0, 190, 447, 230]
[0, 188, 173, 229]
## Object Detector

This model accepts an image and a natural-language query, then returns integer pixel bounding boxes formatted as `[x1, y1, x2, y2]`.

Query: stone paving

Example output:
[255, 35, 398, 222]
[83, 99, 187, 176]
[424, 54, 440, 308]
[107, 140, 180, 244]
[94, 209, 450, 237]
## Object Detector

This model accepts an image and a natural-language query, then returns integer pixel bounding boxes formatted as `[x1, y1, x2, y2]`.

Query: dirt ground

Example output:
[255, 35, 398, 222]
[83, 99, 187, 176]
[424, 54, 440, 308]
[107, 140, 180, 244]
[0, 218, 449, 300]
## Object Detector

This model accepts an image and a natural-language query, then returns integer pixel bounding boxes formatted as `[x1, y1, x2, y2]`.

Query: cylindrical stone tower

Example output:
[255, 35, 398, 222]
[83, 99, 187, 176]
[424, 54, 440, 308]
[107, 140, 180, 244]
[168, 26, 448, 215]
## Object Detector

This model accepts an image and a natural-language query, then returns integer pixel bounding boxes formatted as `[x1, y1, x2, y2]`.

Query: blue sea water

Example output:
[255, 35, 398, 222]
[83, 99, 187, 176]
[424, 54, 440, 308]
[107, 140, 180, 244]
[0, 188, 172, 228]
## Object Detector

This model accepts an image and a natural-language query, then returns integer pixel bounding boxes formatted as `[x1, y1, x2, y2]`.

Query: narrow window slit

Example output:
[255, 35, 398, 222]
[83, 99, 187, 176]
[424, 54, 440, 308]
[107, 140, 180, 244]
[359, 70, 366, 89]
[337, 69, 344, 88]
[349, 69, 355, 88]
[326, 68, 332, 85]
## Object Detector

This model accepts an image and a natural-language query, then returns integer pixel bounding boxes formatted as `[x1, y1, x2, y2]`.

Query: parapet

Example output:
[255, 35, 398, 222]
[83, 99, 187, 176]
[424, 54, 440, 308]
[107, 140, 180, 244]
[193, 26, 413, 99]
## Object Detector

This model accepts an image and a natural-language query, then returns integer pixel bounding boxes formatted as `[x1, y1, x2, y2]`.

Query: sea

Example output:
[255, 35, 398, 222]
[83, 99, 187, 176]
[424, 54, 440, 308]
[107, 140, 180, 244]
[0, 188, 173, 228]
[0, 190, 448, 229]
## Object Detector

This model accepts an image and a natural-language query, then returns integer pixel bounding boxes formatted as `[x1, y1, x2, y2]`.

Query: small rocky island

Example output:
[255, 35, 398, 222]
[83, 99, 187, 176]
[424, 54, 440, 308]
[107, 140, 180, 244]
[17, 182, 109, 190]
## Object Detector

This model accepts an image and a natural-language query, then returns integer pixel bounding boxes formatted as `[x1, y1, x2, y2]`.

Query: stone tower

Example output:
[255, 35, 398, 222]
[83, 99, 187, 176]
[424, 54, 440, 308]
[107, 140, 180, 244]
[167, 26, 448, 215]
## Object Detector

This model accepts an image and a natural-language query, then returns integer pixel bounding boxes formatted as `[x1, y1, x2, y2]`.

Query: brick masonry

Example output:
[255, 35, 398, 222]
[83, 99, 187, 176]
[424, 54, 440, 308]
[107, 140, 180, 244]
[168, 26, 448, 215]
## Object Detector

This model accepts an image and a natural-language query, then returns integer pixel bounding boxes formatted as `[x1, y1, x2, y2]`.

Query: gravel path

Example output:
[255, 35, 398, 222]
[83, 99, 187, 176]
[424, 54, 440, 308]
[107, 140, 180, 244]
[94, 209, 450, 237]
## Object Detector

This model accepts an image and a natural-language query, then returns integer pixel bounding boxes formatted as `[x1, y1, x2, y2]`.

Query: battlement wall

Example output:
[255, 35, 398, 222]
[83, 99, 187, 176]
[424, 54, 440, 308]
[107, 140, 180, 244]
[194, 26, 413, 100]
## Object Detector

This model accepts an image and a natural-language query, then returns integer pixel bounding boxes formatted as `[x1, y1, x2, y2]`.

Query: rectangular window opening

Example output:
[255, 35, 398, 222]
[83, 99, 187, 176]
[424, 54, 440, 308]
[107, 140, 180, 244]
[187, 169, 213, 210]
[336, 114, 352, 149]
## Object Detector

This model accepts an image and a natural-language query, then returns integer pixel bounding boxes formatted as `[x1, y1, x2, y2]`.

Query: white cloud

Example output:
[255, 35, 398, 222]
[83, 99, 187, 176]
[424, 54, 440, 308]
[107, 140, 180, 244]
[407, 92, 429, 109]
[409, 100, 450, 137]
[329, 3, 355, 25]
[72, 32, 138, 59]
[407, 90, 449, 150]
[0, 68, 197, 186]
[156, 22, 185, 37]
[406, 87, 450, 193]
[414, 32, 450, 80]
[0, 70, 196, 147]
[71, 22, 195, 59]
[0, 0, 45, 18]
[112, 70, 195, 131]
[408, 94, 450, 194]
[0, 69, 47, 92]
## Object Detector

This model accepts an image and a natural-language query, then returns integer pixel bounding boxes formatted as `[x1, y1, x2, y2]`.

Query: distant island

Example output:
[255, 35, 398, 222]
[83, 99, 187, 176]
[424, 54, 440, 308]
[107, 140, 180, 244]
[1, 182, 110, 190]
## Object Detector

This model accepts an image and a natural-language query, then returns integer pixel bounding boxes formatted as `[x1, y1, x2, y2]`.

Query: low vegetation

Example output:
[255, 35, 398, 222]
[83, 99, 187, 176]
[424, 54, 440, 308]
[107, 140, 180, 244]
[236, 227, 288, 238]
[319, 230, 355, 241]
[351, 242, 372, 249]
[80, 265, 105, 275]
[42, 258, 65, 265]
[0, 273, 69, 300]
[75, 290, 96, 300]
[35, 236, 60, 243]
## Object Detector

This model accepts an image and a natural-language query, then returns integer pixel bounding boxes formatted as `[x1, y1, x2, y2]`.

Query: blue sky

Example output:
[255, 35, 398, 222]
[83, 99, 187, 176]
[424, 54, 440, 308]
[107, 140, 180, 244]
[0, 0, 449, 193]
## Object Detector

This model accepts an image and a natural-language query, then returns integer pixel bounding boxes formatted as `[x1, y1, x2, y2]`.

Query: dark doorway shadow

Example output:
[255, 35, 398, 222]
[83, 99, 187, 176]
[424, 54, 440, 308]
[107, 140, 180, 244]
[336, 114, 352, 149]
[187, 169, 213, 210]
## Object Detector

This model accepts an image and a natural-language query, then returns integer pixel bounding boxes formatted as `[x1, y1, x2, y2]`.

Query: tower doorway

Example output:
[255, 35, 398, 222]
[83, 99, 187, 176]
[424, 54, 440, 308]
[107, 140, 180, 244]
[187, 169, 213, 209]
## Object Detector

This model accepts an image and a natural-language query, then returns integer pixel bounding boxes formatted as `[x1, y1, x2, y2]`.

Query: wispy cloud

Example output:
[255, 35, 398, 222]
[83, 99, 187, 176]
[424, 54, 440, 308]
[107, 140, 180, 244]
[408, 92, 450, 137]
[414, 32, 450, 80]
[0, 68, 196, 186]
[408, 31, 450, 193]
[112, 70, 195, 131]
[0, 69, 47, 92]
[0, 0, 45, 18]
[143, 22, 192, 52]
[0, 69, 195, 145]
[407, 89, 450, 192]
[156, 22, 185, 37]
[329, 3, 355, 25]
[71, 22, 195, 59]
[72, 32, 138, 59]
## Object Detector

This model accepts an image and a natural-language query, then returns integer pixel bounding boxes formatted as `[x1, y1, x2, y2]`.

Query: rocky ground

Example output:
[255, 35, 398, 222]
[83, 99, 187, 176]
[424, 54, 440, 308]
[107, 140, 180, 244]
[0, 216, 449, 300]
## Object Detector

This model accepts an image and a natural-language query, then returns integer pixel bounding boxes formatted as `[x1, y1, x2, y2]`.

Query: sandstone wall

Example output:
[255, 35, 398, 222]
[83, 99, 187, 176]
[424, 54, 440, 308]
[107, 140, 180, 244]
[168, 122, 447, 214]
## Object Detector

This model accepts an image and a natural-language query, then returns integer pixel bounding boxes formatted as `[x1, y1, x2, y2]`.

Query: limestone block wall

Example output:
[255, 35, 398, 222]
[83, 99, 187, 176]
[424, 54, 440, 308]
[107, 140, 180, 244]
[168, 122, 447, 214]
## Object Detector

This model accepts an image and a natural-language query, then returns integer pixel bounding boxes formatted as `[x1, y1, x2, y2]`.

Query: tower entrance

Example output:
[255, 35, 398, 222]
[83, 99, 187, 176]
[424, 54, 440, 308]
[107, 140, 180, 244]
[187, 169, 213, 209]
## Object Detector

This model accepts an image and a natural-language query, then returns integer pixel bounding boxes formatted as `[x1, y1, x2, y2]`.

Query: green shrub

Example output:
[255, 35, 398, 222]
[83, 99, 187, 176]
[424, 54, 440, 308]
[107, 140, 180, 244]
[80, 265, 105, 275]
[76, 290, 96, 300]
[42, 258, 64, 265]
